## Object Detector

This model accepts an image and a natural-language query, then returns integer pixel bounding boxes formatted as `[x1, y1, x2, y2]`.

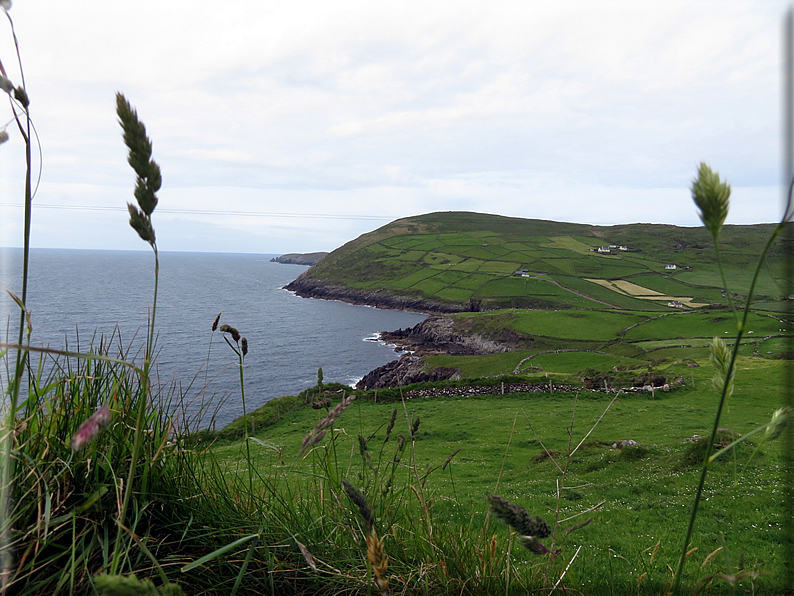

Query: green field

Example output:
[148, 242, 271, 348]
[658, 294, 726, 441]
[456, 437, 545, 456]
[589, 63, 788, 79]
[209, 354, 789, 594]
[623, 312, 785, 342]
[508, 309, 645, 340]
[298, 212, 790, 312]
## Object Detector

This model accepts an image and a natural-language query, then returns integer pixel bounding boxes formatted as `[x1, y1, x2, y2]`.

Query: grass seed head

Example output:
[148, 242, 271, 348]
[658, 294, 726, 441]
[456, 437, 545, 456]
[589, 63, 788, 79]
[241, 337, 248, 356]
[691, 162, 730, 241]
[219, 324, 241, 343]
[343, 480, 375, 532]
[366, 530, 389, 592]
[442, 448, 461, 471]
[211, 312, 221, 331]
[410, 416, 421, 438]
[487, 495, 551, 539]
[763, 406, 793, 442]
[519, 535, 551, 555]
[709, 336, 735, 397]
[384, 408, 397, 443]
[126, 203, 155, 244]
[298, 395, 355, 455]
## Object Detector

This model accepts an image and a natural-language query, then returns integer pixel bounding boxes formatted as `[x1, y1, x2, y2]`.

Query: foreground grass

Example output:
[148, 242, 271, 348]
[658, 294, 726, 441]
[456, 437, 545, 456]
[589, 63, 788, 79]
[206, 356, 787, 594]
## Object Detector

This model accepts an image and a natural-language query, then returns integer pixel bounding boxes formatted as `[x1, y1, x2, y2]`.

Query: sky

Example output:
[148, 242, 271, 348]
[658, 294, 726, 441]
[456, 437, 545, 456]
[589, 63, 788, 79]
[0, 1, 790, 254]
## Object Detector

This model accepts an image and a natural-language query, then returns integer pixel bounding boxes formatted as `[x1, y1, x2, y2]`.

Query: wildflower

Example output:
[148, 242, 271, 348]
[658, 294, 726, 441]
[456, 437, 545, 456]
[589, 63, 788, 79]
[691, 163, 730, 241]
[71, 403, 112, 451]
[296, 541, 318, 573]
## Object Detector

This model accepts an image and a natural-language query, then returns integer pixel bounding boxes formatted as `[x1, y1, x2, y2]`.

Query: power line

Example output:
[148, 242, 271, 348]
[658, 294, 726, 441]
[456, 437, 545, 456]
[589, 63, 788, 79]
[0, 203, 393, 221]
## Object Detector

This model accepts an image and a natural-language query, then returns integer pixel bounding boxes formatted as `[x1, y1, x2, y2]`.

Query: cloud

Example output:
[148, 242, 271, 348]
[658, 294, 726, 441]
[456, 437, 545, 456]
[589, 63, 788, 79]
[0, 1, 787, 253]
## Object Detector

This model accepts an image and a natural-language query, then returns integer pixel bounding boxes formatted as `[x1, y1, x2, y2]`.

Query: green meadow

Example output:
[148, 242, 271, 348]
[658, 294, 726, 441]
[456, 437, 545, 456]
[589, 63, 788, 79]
[206, 352, 788, 594]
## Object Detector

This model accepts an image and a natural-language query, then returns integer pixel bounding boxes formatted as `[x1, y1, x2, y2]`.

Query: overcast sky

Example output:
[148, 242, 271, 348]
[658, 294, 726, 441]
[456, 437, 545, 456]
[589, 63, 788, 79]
[0, 1, 790, 254]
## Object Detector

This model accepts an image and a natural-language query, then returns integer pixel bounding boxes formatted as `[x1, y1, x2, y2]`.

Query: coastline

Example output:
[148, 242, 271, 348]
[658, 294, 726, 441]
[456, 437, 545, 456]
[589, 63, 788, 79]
[284, 271, 472, 315]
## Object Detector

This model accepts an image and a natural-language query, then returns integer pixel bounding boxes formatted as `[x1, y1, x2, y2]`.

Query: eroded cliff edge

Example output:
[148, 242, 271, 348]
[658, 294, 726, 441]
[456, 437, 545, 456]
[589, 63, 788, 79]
[284, 271, 473, 314]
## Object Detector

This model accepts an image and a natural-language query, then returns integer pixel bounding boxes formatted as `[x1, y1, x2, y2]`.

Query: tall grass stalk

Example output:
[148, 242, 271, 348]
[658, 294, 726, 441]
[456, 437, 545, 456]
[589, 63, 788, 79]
[109, 93, 162, 576]
[0, 6, 34, 589]
[219, 323, 253, 501]
[671, 167, 794, 595]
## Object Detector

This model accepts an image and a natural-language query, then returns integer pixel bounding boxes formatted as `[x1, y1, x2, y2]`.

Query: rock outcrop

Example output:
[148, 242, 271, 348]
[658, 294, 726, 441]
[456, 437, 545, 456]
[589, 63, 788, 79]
[382, 316, 509, 356]
[356, 316, 510, 390]
[356, 355, 459, 390]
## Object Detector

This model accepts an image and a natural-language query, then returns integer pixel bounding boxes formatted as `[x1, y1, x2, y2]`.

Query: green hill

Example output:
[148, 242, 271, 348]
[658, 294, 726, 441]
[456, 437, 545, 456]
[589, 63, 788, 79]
[286, 211, 789, 312]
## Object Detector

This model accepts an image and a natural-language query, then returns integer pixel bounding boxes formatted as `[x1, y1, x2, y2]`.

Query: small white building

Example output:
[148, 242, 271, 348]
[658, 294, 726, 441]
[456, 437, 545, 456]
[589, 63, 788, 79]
[665, 264, 677, 270]
[668, 300, 684, 308]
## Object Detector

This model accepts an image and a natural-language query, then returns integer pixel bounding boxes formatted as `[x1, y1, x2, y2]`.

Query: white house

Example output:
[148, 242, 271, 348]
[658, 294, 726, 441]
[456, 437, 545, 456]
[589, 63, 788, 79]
[665, 264, 677, 270]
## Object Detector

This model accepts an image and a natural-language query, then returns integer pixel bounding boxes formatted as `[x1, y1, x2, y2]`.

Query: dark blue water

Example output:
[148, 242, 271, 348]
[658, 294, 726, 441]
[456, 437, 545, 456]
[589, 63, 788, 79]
[0, 249, 425, 428]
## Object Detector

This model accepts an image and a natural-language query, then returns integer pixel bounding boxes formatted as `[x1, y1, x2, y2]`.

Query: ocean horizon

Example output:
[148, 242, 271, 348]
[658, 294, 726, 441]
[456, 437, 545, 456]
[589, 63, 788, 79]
[0, 248, 426, 428]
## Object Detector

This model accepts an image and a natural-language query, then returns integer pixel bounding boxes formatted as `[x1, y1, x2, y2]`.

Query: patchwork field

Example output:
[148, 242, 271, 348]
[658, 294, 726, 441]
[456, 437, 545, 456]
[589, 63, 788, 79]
[299, 212, 790, 313]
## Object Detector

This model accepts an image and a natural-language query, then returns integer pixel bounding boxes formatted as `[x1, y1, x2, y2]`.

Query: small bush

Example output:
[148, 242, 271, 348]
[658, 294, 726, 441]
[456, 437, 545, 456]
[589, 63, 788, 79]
[617, 445, 649, 461]
[681, 428, 756, 466]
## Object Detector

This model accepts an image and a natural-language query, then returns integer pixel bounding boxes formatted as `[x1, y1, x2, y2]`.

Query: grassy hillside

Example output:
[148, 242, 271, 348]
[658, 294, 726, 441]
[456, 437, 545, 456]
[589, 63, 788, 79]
[298, 212, 789, 312]
[209, 355, 789, 594]
[418, 307, 793, 382]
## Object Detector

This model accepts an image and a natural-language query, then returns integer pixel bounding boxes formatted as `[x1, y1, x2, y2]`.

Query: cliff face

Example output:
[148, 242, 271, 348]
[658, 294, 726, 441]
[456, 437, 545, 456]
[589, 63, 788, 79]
[284, 272, 471, 314]
[382, 316, 510, 355]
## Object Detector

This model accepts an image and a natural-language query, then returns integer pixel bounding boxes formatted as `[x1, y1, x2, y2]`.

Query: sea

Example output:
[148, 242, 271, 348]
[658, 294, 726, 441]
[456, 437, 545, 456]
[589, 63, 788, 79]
[0, 248, 426, 429]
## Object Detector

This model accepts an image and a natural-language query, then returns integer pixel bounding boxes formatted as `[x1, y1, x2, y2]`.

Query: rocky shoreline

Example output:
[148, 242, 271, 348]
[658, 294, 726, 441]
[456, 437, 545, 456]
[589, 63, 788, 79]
[284, 272, 471, 314]
[356, 316, 509, 390]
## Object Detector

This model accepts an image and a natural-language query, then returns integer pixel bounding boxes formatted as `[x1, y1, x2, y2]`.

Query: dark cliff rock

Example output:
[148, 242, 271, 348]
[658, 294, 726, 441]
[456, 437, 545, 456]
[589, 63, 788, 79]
[357, 316, 510, 390]
[356, 355, 459, 390]
[382, 316, 510, 355]
[271, 252, 328, 266]
[284, 272, 470, 314]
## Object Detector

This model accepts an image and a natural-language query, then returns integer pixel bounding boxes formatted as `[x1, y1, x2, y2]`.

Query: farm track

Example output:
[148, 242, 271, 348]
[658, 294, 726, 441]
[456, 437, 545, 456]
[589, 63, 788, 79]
[543, 278, 619, 308]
